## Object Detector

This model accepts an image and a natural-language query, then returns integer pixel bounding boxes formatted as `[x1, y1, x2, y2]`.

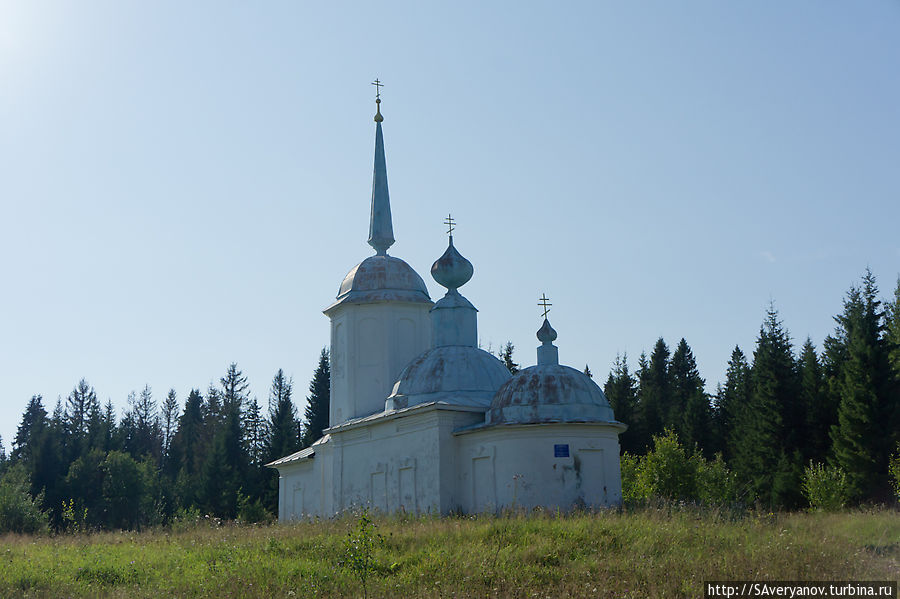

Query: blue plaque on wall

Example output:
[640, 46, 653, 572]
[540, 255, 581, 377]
[554, 444, 569, 458]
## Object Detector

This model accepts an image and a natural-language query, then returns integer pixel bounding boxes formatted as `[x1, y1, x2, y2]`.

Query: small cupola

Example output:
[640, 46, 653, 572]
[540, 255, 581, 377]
[488, 298, 619, 426]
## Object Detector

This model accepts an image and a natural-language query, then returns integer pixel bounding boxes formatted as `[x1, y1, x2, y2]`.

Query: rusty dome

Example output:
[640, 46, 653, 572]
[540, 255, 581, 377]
[324, 255, 431, 313]
[487, 364, 616, 425]
[387, 345, 511, 410]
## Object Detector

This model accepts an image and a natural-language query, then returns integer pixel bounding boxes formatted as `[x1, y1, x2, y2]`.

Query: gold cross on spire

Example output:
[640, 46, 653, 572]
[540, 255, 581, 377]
[372, 78, 384, 100]
[538, 293, 552, 319]
[444, 214, 456, 236]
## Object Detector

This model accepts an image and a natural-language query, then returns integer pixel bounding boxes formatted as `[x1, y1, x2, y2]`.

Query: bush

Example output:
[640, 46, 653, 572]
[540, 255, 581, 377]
[0, 464, 49, 534]
[237, 491, 273, 524]
[802, 462, 849, 512]
[889, 445, 900, 503]
[622, 430, 739, 505]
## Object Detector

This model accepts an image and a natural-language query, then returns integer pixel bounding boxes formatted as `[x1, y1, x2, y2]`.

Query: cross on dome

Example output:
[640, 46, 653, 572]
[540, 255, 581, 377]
[444, 214, 456, 236]
[538, 293, 552, 319]
[372, 78, 384, 122]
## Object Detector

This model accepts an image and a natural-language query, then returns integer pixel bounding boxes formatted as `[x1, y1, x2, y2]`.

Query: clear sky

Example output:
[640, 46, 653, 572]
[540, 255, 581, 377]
[1, 1, 898, 450]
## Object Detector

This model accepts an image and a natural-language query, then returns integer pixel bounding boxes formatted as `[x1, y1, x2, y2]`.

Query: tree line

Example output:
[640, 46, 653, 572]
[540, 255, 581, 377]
[600, 270, 900, 508]
[0, 349, 331, 531]
[1, 270, 898, 532]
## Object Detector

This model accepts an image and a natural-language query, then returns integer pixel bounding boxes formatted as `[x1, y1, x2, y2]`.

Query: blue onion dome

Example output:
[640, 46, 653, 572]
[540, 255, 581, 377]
[537, 318, 558, 344]
[431, 236, 473, 292]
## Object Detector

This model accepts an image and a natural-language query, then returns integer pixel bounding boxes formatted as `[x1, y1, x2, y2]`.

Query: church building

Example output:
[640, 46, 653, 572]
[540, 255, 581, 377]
[267, 93, 626, 518]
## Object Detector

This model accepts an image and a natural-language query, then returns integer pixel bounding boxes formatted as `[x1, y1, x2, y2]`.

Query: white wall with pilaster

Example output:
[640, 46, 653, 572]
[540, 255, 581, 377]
[328, 302, 431, 426]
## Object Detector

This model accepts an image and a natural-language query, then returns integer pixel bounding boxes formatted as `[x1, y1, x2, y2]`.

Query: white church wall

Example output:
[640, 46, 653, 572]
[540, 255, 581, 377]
[328, 302, 431, 425]
[454, 424, 623, 513]
[332, 408, 444, 514]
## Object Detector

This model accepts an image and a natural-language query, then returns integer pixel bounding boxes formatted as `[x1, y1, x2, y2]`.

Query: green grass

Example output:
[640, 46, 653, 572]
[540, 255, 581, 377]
[0, 507, 897, 598]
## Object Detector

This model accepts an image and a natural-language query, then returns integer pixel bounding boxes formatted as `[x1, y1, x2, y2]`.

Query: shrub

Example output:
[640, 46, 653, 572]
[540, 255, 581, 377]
[0, 463, 49, 534]
[237, 491, 273, 524]
[802, 462, 849, 512]
[340, 510, 384, 599]
[622, 430, 739, 505]
[889, 445, 900, 503]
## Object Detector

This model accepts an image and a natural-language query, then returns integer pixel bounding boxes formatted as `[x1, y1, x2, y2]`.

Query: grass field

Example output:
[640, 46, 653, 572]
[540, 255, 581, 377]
[0, 507, 897, 598]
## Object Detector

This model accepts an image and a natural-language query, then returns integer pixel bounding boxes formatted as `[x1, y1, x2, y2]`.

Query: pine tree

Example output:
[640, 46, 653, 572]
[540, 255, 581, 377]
[716, 346, 750, 462]
[829, 272, 895, 501]
[669, 338, 711, 455]
[499, 342, 519, 375]
[603, 354, 638, 453]
[583, 364, 592, 378]
[302, 349, 331, 448]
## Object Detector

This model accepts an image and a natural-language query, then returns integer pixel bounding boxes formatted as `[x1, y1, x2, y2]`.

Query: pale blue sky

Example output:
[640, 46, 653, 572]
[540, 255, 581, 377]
[1, 1, 898, 449]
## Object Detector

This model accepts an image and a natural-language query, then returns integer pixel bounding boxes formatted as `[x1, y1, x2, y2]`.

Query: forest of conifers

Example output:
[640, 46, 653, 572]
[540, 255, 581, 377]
[0, 269, 898, 532]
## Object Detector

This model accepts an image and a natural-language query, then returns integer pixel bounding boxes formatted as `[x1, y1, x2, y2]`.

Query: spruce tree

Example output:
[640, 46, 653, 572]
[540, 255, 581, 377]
[885, 278, 900, 443]
[499, 342, 519, 375]
[669, 338, 710, 456]
[829, 272, 895, 501]
[161, 389, 179, 460]
[634, 351, 650, 452]
[267, 369, 299, 462]
[639, 339, 670, 450]
[798, 338, 831, 464]
[302, 349, 331, 448]
[603, 354, 638, 453]
[12, 395, 48, 462]
[169, 389, 204, 506]
[716, 346, 750, 462]
[734, 306, 801, 507]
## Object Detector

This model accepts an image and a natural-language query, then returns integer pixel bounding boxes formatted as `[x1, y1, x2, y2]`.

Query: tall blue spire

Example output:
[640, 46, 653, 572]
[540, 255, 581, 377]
[367, 90, 394, 256]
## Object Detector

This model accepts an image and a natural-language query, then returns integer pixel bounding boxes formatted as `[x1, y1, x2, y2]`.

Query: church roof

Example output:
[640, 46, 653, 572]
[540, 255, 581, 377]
[386, 226, 510, 409]
[323, 94, 432, 314]
[487, 316, 622, 427]
[265, 434, 330, 468]
[324, 255, 431, 313]
[387, 345, 511, 409]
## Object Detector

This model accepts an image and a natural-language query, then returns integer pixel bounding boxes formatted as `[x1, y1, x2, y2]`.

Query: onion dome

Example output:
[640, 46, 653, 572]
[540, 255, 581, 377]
[386, 219, 510, 410]
[488, 316, 618, 426]
[431, 236, 473, 292]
